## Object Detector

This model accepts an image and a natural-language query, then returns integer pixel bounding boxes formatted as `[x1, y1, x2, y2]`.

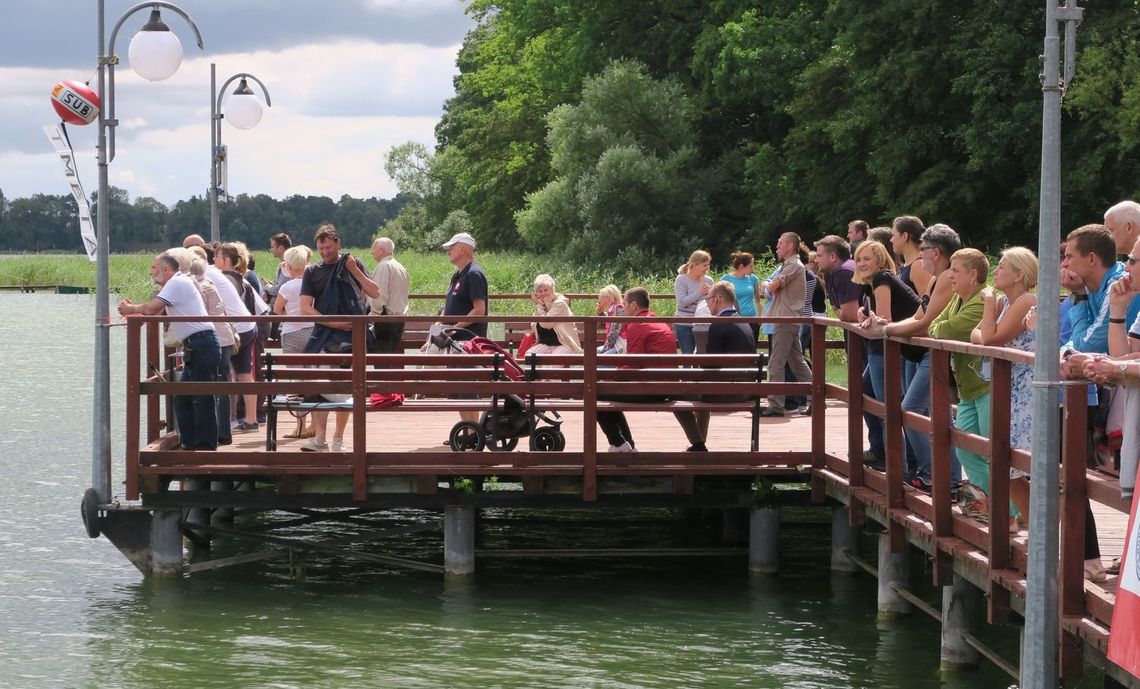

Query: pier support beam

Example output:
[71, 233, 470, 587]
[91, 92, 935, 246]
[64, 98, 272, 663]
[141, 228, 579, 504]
[830, 505, 860, 573]
[940, 574, 982, 670]
[876, 534, 911, 617]
[444, 505, 475, 576]
[748, 506, 779, 574]
[151, 509, 184, 577]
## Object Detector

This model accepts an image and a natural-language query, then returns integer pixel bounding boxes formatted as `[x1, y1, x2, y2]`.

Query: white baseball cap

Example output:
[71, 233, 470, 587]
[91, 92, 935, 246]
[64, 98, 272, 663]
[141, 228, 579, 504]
[441, 232, 476, 249]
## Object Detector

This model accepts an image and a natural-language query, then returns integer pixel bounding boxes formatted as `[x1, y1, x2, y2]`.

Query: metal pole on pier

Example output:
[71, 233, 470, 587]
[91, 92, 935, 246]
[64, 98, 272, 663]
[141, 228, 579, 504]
[86, 0, 204, 525]
[1023, 1, 1082, 687]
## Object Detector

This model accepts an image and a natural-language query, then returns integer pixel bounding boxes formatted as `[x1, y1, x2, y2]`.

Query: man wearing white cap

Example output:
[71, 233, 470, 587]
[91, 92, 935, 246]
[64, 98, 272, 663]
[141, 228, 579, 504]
[439, 232, 488, 340]
[435, 231, 488, 427]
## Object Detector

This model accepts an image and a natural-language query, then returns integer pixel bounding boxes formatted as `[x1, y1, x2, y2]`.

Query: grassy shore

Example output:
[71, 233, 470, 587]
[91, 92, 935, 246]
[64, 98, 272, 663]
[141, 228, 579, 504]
[0, 250, 776, 311]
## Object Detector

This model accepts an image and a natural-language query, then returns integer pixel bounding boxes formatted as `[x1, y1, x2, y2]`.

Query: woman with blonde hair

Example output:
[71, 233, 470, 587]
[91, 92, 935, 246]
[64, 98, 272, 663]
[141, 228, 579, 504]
[596, 284, 625, 354]
[971, 246, 1038, 526]
[852, 240, 920, 442]
[274, 245, 315, 438]
[675, 250, 713, 354]
[529, 274, 582, 354]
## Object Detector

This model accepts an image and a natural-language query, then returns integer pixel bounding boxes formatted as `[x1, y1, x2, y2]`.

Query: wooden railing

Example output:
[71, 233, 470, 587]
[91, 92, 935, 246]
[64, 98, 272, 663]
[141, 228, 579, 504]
[124, 312, 823, 502]
[815, 317, 1128, 676]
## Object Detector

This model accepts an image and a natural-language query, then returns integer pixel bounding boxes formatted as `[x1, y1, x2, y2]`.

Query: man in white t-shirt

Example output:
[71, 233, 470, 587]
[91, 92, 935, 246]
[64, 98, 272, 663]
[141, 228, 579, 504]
[119, 253, 222, 450]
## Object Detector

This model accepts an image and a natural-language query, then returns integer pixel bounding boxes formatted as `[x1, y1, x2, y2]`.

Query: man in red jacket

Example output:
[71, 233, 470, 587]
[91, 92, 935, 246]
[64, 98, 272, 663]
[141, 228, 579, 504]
[597, 287, 676, 452]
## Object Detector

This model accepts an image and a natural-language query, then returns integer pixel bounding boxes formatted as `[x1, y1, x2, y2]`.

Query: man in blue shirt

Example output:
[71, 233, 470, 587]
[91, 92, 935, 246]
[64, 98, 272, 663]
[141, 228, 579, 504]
[439, 232, 488, 341]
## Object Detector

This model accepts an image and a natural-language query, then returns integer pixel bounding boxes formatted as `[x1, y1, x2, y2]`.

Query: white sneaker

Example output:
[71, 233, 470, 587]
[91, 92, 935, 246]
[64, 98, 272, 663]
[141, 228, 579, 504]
[300, 437, 328, 452]
[608, 441, 635, 453]
[330, 438, 345, 452]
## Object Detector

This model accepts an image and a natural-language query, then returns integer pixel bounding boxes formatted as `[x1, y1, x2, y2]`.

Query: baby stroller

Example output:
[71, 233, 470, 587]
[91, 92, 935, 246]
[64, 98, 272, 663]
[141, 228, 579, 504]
[429, 325, 565, 452]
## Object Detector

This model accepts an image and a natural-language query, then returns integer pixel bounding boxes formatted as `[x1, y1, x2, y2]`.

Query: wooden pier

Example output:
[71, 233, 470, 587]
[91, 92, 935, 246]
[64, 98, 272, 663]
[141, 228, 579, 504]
[93, 308, 1135, 686]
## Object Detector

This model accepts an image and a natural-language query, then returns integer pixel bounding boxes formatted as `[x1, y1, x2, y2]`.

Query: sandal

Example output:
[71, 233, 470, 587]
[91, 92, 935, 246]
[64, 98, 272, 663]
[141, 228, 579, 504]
[1106, 558, 1121, 576]
[1085, 559, 1107, 583]
[957, 483, 990, 524]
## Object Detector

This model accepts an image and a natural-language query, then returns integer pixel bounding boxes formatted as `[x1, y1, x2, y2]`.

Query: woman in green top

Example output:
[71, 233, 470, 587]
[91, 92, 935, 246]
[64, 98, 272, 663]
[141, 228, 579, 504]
[928, 248, 990, 520]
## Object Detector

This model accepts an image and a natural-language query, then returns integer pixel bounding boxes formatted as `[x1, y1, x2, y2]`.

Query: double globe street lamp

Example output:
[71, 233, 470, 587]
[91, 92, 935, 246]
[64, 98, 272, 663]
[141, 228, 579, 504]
[86, 1, 204, 531]
[209, 64, 271, 242]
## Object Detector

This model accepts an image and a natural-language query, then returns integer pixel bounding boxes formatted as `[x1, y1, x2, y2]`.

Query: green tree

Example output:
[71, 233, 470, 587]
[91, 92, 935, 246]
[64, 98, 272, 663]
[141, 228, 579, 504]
[517, 60, 711, 268]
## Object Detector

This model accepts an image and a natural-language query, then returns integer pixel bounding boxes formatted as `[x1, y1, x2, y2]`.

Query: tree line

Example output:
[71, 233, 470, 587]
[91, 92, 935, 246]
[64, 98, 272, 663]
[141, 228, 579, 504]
[0, 187, 406, 253]
[384, 0, 1140, 269]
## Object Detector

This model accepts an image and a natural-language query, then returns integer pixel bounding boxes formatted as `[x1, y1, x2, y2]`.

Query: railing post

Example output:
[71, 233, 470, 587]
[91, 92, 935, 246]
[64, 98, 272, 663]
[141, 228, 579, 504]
[929, 349, 954, 586]
[582, 319, 598, 501]
[987, 357, 1012, 623]
[810, 321, 827, 487]
[145, 319, 161, 442]
[1059, 386, 1087, 677]
[884, 338, 905, 552]
[351, 319, 368, 501]
[126, 317, 142, 501]
[844, 331, 866, 526]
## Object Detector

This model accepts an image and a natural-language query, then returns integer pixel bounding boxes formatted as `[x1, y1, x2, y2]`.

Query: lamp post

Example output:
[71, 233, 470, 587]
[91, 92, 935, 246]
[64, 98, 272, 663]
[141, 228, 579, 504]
[209, 63, 271, 243]
[87, 1, 203, 519]
[1023, 1, 1083, 688]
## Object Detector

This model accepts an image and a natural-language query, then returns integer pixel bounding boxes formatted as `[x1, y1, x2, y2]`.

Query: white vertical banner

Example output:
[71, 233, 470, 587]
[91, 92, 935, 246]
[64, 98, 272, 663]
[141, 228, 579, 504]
[43, 125, 97, 261]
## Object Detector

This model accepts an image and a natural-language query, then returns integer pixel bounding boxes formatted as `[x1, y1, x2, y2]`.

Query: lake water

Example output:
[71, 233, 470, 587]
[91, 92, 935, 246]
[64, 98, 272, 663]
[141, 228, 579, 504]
[0, 293, 1026, 688]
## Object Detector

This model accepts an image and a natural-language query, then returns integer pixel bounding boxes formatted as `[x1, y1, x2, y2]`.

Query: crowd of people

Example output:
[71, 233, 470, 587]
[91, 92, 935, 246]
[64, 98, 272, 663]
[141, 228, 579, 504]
[119, 205, 1140, 581]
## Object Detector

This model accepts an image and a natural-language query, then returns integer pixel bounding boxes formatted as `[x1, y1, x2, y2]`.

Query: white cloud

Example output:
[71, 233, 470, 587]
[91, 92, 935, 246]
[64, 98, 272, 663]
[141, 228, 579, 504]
[0, 38, 461, 205]
[361, 0, 461, 15]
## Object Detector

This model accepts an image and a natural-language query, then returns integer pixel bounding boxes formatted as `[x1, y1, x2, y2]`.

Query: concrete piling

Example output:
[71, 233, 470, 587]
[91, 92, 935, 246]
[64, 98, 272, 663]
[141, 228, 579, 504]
[876, 534, 911, 617]
[830, 505, 860, 572]
[940, 574, 982, 670]
[748, 506, 780, 574]
[444, 505, 475, 576]
[150, 509, 184, 577]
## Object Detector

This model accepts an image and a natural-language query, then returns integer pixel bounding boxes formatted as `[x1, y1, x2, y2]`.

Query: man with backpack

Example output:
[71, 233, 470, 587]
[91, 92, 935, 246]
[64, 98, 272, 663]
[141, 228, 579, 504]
[298, 224, 379, 452]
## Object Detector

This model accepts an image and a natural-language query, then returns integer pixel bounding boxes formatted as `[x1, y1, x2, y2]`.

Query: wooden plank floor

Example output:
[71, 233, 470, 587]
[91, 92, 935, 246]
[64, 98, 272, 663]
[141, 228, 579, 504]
[252, 399, 847, 454]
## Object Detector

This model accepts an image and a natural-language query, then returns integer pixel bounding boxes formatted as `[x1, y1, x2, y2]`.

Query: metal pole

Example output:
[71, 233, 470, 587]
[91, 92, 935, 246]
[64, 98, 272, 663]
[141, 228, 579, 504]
[92, 0, 112, 504]
[89, 0, 206, 512]
[210, 62, 220, 243]
[1024, 1, 1081, 687]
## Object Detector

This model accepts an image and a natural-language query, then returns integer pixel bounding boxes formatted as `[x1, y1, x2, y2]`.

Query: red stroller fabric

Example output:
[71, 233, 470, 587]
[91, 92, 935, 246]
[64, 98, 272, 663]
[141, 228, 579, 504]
[460, 336, 525, 380]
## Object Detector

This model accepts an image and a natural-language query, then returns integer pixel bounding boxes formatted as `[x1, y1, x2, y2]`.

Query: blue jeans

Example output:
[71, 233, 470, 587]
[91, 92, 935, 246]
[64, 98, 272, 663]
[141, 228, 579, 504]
[863, 353, 885, 459]
[674, 324, 695, 354]
[176, 330, 222, 450]
[902, 353, 962, 484]
[216, 352, 232, 445]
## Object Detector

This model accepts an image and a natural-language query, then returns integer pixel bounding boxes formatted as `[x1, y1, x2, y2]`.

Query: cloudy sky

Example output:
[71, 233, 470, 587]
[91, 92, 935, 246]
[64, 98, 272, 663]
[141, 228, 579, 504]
[0, 0, 474, 206]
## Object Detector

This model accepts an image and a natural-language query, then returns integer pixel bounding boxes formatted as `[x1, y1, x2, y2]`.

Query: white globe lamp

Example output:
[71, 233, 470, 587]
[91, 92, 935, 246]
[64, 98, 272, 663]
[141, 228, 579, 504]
[225, 79, 264, 130]
[128, 9, 184, 82]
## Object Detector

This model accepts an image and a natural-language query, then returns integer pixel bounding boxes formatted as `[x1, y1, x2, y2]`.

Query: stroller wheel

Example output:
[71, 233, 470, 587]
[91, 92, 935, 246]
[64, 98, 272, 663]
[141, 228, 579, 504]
[449, 421, 485, 452]
[486, 435, 519, 452]
[530, 426, 561, 452]
[553, 430, 566, 452]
